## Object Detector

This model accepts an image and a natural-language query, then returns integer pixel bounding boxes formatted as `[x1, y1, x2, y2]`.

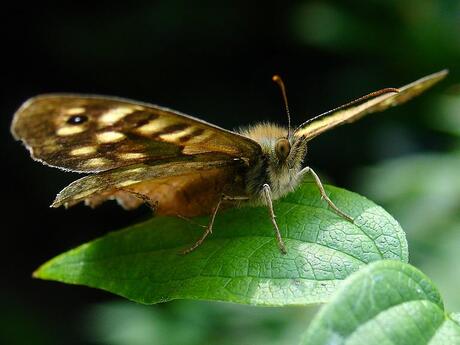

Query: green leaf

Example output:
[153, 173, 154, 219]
[34, 183, 407, 306]
[356, 152, 460, 309]
[301, 260, 460, 345]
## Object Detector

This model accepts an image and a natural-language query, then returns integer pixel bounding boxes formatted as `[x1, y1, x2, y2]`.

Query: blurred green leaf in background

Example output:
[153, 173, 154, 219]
[83, 301, 316, 345]
[356, 151, 460, 310]
[302, 260, 460, 345]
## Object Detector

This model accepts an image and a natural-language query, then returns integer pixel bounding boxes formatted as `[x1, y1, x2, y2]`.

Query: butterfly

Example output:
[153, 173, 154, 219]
[11, 70, 447, 254]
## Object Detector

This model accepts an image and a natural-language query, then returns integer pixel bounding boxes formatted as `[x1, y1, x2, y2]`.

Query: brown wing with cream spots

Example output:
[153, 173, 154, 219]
[11, 94, 261, 173]
[52, 153, 246, 217]
[294, 70, 448, 141]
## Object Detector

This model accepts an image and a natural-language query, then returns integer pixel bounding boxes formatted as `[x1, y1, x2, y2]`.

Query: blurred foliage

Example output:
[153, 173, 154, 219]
[82, 300, 316, 345]
[290, 0, 460, 70]
[428, 94, 460, 136]
[355, 150, 460, 311]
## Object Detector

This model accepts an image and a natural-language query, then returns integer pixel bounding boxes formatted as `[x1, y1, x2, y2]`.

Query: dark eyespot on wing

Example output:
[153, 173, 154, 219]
[67, 115, 88, 125]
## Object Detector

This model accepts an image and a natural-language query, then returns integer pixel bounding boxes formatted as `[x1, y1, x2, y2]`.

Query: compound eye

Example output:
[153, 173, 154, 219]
[275, 138, 291, 160]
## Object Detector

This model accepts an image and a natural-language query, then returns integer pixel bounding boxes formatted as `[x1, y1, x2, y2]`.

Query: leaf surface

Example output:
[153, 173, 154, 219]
[35, 183, 407, 305]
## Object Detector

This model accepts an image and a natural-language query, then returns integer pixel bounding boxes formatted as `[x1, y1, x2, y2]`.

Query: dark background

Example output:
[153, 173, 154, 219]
[2, 1, 459, 344]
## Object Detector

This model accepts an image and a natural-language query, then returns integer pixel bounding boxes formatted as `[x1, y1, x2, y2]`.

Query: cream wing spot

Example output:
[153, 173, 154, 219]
[57, 126, 86, 136]
[159, 126, 195, 143]
[99, 107, 134, 125]
[116, 179, 142, 187]
[97, 131, 126, 143]
[84, 158, 111, 168]
[118, 153, 146, 160]
[70, 146, 97, 156]
[186, 128, 211, 143]
[136, 117, 171, 135]
[72, 187, 100, 200]
[119, 167, 146, 175]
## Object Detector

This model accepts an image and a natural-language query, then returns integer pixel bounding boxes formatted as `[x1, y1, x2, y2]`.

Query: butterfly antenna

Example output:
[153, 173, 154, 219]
[294, 87, 400, 132]
[272, 75, 292, 138]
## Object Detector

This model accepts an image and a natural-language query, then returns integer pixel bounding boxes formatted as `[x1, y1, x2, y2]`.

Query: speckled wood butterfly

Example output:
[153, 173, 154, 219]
[11, 70, 447, 254]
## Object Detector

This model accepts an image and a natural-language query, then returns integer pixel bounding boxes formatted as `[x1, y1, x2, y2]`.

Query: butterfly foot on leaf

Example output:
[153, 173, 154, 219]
[120, 189, 159, 213]
[179, 224, 213, 255]
[321, 195, 354, 223]
[177, 214, 207, 229]
[276, 239, 288, 255]
[299, 167, 354, 223]
[178, 196, 225, 255]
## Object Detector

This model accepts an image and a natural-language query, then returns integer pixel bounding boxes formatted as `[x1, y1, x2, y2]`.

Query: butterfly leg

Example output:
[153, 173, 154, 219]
[298, 167, 353, 222]
[120, 189, 159, 212]
[176, 215, 207, 229]
[180, 196, 224, 255]
[180, 194, 250, 255]
[262, 184, 288, 255]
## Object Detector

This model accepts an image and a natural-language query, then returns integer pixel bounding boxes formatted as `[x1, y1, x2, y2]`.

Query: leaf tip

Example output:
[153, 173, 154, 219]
[32, 262, 49, 280]
[32, 268, 40, 279]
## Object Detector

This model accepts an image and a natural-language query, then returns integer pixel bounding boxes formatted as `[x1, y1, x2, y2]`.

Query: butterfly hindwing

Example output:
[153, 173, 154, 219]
[294, 70, 448, 140]
[12, 94, 261, 172]
[52, 153, 245, 216]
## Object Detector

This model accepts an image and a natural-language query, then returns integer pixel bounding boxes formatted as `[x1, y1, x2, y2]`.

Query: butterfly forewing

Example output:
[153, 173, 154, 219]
[294, 70, 448, 141]
[12, 94, 261, 173]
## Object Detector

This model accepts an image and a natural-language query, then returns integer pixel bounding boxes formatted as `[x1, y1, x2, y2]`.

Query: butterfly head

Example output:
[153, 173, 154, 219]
[267, 130, 308, 199]
[239, 122, 307, 199]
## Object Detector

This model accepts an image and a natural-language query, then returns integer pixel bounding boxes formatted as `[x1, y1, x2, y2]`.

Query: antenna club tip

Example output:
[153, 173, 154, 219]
[272, 75, 281, 82]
